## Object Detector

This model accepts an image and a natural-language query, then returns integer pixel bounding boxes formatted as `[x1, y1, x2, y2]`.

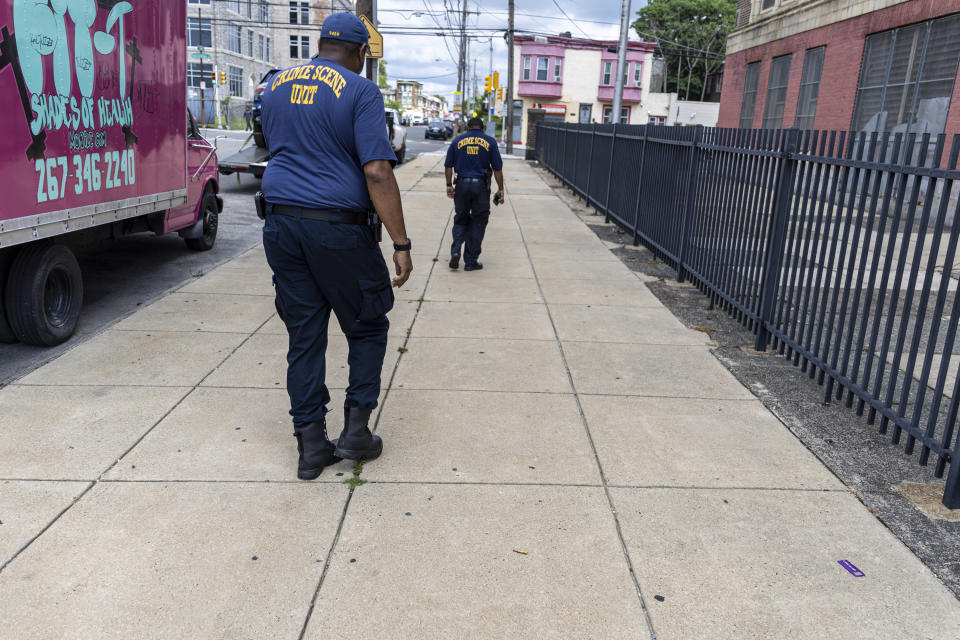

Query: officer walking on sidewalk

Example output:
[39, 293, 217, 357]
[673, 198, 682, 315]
[445, 117, 505, 271]
[259, 13, 413, 480]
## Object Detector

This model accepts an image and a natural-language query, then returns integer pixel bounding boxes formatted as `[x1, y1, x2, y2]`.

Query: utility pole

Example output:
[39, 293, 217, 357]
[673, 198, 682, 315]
[357, 0, 376, 82]
[505, 0, 514, 153]
[612, 0, 632, 125]
[458, 0, 467, 122]
[197, 6, 207, 126]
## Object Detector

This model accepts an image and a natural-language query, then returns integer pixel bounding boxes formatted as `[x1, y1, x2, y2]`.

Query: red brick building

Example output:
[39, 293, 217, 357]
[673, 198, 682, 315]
[719, 0, 960, 137]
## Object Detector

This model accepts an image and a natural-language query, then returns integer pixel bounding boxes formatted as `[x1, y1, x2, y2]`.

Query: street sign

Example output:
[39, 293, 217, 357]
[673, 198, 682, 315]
[191, 45, 210, 60]
[359, 15, 383, 59]
[200, 81, 206, 90]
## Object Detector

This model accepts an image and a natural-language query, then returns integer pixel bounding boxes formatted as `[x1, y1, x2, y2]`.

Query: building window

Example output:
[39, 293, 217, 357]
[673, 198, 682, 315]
[187, 17, 212, 48]
[523, 57, 531, 81]
[266, 37, 272, 62]
[247, 1, 253, 19]
[290, 35, 311, 59]
[260, 1, 269, 22]
[186, 62, 209, 89]
[740, 61, 761, 129]
[228, 25, 242, 54]
[228, 65, 243, 97]
[290, 1, 309, 25]
[554, 59, 562, 82]
[852, 14, 960, 135]
[602, 61, 612, 86]
[634, 64, 642, 87]
[536, 57, 549, 81]
[226, 0, 240, 14]
[761, 0, 776, 9]
[649, 116, 666, 125]
[761, 54, 791, 129]
[794, 47, 825, 130]
[602, 105, 630, 124]
[188, 0, 211, 5]
[259, 34, 266, 61]
[247, 30, 254, 57]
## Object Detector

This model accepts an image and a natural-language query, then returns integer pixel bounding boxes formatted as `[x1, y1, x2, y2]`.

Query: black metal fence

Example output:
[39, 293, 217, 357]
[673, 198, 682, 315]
[536, 121, 960, 508]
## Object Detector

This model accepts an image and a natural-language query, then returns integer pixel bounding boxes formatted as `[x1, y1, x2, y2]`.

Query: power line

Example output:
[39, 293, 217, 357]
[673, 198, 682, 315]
[550, 0, 591, 39]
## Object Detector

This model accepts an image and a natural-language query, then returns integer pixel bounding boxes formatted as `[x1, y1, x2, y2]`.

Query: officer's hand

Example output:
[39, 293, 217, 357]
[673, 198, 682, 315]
[495, 190, 505, 206]
[392, 250, 413, 288]
[446, 186, 455, 199]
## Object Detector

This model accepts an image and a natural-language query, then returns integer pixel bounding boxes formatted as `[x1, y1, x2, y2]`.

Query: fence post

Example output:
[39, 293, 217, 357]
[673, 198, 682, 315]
[755, 127, 801, 352]
[604, 124, 617, 223]
[585, 123, 596, 205]
[946, 444, 960, 509]
[632, 124, 648, 246]
[676, 125, 705, 283]
[535, 122, 542, 163]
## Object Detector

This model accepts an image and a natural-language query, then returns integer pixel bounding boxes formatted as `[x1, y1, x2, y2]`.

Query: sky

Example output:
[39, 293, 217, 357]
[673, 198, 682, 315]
[376, 0, 649, 105]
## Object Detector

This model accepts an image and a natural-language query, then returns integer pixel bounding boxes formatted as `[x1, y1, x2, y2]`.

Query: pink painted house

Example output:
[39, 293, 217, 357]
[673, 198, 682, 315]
[510, 34, 658, 147]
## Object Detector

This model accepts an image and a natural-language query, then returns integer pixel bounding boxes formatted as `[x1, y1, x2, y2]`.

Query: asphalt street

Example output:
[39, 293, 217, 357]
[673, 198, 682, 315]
[0, 126, 450, 387]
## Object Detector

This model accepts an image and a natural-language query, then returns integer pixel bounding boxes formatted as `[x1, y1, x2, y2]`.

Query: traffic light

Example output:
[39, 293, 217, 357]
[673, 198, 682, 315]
[483, 75, 492, 92]
[497, 87, 503, 100]
[493, 71, 499, 89]
[210, 70, 216, 85]
[219, 71, 227, 85]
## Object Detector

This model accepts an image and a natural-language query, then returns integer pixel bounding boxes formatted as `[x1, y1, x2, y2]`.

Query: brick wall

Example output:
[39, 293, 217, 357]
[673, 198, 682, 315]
[719, 0, 960, 130]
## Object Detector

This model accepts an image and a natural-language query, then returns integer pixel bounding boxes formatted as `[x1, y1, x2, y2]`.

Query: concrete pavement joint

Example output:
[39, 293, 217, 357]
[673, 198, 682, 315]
[508, 191, 659, 639]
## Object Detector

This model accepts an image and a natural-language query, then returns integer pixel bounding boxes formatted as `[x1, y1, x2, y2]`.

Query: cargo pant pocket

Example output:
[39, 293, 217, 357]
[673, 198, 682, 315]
[356, 278, 394, 323]
[272, 275, 288, 323]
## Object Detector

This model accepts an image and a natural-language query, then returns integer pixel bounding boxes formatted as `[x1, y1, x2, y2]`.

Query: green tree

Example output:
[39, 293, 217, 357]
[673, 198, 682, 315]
[385, 99, 403, 113]
[378, 59, 389, 89]
[633, 0, 735, 100]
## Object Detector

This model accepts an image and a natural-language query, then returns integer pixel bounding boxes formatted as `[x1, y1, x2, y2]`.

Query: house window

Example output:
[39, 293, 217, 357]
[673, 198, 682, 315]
[740, 61, 761, 129]
[602, 61, 612, 86]
[794, 47, 825, 129]
[228, 25, 242, 54]
[523, 57, 531, 81]
[602, 105, 630, 124]
[634, 64, 642, 87]
[622, 63, 630, 87]
[762, 54, 792, 128]
[187, 17, 212, 48]
[290, 1, 309, 24]
[649, 116, 666, 125]
[852, 14, 960, 135]
[536, 57, 549, 81]
[228, 65, 243, 97]
[554, 59, 562, 82]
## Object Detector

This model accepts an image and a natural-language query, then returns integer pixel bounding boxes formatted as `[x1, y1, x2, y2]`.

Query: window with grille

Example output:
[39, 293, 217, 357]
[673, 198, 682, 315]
[761, 54, 792, 129]
[187, 17, 212, 48]
[228, 25, 242, 54]
[852, 14, 960, 135]
[740, 61, 760, 128]
[795, 46, 825, 129]
[229, 66, 243, 97]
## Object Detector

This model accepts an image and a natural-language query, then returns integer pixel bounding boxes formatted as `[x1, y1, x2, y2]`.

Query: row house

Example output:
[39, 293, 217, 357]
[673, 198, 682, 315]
[719, 0, 960, 138]
[510, 34, 657, 147]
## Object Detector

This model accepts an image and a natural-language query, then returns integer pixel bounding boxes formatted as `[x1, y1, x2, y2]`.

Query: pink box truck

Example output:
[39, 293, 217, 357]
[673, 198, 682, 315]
[0, 1, 221, 346]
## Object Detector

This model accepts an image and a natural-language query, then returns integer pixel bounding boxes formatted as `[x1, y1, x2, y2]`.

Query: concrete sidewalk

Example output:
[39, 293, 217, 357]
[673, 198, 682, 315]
[2, 155, 959, 639]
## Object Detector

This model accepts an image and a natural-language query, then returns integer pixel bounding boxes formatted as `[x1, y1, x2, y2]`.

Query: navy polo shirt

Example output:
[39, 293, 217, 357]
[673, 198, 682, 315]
[445, 129, 503, 179]
[261, 58, 397, 211]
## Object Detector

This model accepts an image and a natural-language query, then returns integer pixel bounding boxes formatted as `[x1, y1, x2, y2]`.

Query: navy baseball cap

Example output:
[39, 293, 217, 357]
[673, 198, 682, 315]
[321, 13, 370, 45]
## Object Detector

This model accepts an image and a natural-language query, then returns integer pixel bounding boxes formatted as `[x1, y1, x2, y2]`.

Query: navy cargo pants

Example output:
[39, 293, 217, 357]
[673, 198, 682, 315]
[262, 212, 394, 428]
[451, 179, 490, 267]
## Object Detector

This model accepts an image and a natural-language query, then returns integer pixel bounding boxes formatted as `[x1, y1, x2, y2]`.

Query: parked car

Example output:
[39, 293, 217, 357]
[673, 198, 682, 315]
[425, 119, 449, 140]
[385, 108, 408, 164]
[252, 68, 282, 148]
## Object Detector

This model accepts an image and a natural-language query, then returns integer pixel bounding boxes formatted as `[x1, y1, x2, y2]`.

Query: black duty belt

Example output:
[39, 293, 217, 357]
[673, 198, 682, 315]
[457, 176, 485, 183]
[268, 204, 368, 225]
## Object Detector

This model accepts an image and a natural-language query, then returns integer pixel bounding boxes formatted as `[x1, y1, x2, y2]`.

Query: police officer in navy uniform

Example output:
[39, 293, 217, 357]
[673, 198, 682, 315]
[260, 13, 413, 479]
[445, 117, 504, 270]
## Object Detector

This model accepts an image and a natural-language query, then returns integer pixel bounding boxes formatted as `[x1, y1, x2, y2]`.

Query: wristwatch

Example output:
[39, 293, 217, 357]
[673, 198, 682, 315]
[393, 238, 412, 251]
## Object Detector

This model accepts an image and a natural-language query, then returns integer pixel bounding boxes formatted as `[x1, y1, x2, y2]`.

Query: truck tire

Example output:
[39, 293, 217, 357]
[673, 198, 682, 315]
[4, 243, 83, 347]
[185, 189, 220, 251]
[396, 144, 406, 164]
[0, 248, 18, 343]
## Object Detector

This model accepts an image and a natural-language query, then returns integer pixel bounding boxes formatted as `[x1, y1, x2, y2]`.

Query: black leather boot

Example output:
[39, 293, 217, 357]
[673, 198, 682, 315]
[293, 420, 341, 480]
[333, 407, 383, 461]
